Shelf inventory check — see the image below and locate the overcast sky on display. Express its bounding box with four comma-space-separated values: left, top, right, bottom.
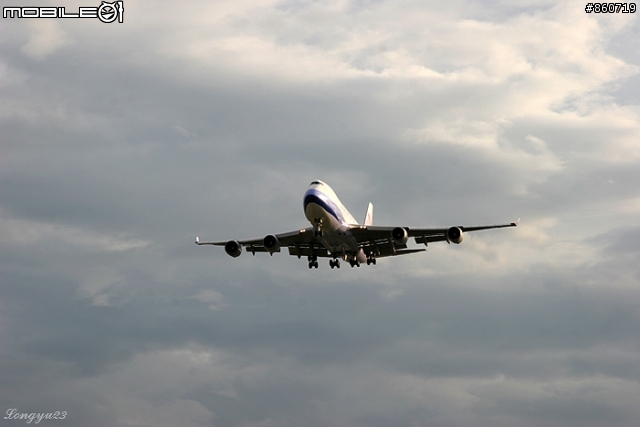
2, 1, 640, 426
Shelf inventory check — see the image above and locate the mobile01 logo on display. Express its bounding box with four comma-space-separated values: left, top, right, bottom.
3, 1, 124, 23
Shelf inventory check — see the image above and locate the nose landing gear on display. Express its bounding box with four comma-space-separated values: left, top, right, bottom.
313, 218, 323, 237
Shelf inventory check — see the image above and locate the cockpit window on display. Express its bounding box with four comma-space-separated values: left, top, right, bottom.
310, 181, 321, 185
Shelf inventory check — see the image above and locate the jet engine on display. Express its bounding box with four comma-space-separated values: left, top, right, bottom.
391, 227, 409, 245
224, 240, 242, 257
447, 227, 464, 244
263, 234, 281, 254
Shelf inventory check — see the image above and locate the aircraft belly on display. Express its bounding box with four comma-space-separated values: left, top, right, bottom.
323, 235, 351, 253
305, 202, 342, 233
322, 229, 360, 255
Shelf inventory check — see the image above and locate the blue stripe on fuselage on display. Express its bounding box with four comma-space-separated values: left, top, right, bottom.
303, 189, 345, 224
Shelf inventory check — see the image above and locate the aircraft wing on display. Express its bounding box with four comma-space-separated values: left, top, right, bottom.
347, 220, 518, 256
196, 227, 331, 257
196, 220, 518, 259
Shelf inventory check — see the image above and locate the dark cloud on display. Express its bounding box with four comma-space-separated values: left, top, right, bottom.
2, 1, 640, 426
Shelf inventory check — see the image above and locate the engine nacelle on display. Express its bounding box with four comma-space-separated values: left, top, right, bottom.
391, 227, 409, 246
263, 234, 281, 254
447, 227, 464, 244
224, 240, 242, 258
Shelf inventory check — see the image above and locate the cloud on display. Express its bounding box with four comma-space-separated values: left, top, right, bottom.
2, 0, 640, 426
20, 20, 72, 60
0, 210, 149, 251
174, 125, 198, 138
188, 289, 228, 310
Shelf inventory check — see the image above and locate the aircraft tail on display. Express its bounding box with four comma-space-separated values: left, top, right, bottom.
364, 202, 373, 226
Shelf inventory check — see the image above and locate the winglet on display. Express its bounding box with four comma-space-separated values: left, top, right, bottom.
195, 236, 200, 245
512, 218, 520, 227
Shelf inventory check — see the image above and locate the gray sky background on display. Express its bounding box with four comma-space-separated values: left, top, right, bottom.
2, 1, 640, 426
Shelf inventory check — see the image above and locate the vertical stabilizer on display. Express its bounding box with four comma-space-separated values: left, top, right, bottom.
364, 202, 373, 226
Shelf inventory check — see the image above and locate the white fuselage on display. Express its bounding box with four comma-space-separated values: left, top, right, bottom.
303, 180, 366, 262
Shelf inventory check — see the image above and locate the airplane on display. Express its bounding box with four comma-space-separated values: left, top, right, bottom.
196, 180, 518, 269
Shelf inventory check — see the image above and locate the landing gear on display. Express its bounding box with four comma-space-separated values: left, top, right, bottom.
365, 249, 377, 266
308, 255, 318, 269
329, 259, 341, 269
349, 259, 360, 268
313, 218, 323, 237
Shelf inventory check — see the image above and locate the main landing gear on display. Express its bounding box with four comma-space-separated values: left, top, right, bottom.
365, 250, 377, 266
308, 255, 319, 269
308, 253, 376, 269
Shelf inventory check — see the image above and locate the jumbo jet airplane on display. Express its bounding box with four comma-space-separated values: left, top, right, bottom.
196, 180, 518, 269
